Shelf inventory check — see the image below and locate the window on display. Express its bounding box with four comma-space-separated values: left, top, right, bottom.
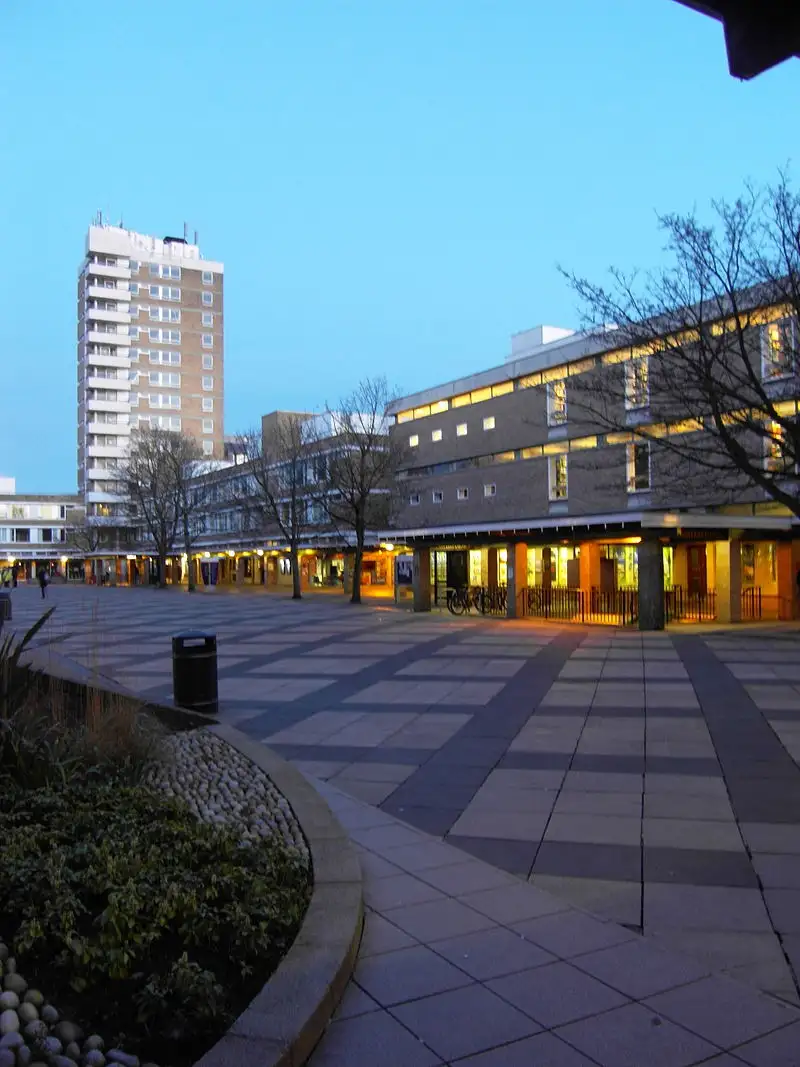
202, 354, 214, 370
432, 429, 443, 442
149, 349, 181, 365
129, 326, 140, 340
202, 440, 214, 456
456, 423, 468, 437
202, 376, 214, 391
149, 328, 181, 344
762, 318, 797, 379
764, 421, 793, 473
202, 270, 213, 285
152, 415, 182, 431
149, 371, 180, 388
409, 434, 419, 447
483, 416, 496, 431
484, 483, 496, 498
457, 487, 469, 500
201, 333, 213, 348
202, 292, 214, 306
130, 261, 139, 274
202, 418, 214, 433
202, 398, 214, 412
410, 493, 421, 506
149, 394, 181, 410
625, 356, 650, 409
626, 441, 651, 492
149, 307, 180, 322
130, 283, 139, 295
432, 490, 443, 504
202, 312, 214, 326
150, 264, 181, 280
547, 380, 568, 425
430, 399, 448, 414
548, 454, 568, 500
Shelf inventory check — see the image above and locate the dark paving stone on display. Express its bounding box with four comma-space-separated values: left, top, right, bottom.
426, 738, 510, 767
446, 835, 538, 877
380, 805, 462, 837
498, 751, 573, 771
407, 764, 493, 788
267, 742, 427, 764
532, 841, 642, 882
643, 846, 759, 888
645, 756, 722, 777
383, 782, 483, 811
675, 636, 800, 834
571, 754, 645, 774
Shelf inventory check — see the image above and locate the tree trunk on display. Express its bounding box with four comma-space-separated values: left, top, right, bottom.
158, 549, 168, 589
183, 523, 195, 593
290, 545, 302, 600
351, 533, 365, 605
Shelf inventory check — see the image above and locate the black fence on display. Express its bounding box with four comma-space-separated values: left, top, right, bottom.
518, 586, 639, 625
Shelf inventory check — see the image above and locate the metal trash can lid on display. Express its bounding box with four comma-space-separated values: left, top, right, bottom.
173, 631, 214, 639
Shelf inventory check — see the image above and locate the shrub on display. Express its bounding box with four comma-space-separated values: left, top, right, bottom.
0, 780, 311, 1065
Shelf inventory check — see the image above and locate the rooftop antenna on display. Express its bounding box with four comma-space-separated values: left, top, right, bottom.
183, 221, 188, 241
194, 229, 198, 244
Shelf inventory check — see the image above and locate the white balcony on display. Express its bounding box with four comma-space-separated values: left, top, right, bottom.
86, 444, 129, 460
87, 307, 131, 325
86, 468, 117, 481
86, 421, 131, 436
86, 261, 131, 281
86, 375, 128, 390
83, 352, 131, 370
86, 330, 131, 347
85, 492, 126, 506
88, 284, 131, 302
87, 399, 130, 415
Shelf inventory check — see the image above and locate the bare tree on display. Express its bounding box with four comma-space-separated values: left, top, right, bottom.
238, 413, 316, 599
66, 509, 104, 557
560, 176, 800, 517
114, 427, 182, 588
162, 435, 217, 593
314, 377, 405, 604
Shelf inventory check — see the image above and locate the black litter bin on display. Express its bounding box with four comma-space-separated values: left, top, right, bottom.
0, 592, 11, 622
172, 632, 218, 714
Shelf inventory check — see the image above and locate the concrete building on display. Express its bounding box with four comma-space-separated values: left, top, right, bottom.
387, 307, 800, 628
0, 477, 83, 582
77, 221, 225, 525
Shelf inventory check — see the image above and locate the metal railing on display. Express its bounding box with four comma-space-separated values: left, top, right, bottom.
520, 585, 586, 621
740, 586, 762, 621
664, 586, 717, 622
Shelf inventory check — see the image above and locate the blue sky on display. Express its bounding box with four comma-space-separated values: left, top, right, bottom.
1, 1, 798, 492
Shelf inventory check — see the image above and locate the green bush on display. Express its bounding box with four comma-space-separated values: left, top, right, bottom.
0, 780, 311, 1066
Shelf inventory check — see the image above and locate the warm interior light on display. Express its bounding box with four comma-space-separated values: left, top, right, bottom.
227, 550, 235, 557
60, 555, 68, 565
256, 549, 264, 556
203, 551, 211, 558
381, 542, 395, 551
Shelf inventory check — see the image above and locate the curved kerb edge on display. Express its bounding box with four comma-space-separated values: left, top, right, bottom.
194, 723, 364, 1067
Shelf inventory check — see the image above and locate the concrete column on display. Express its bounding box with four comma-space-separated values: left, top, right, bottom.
486, 548, 498, 589
236, 557, 246, 584
505, 542, 528, 618
412, 547, 431, 612
716, 539, 742, 624
579, 542, 601, 594
637, 538, 665, 631
776, 541, 800, 619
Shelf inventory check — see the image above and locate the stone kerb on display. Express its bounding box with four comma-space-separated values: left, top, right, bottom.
196, 724, 364, 1067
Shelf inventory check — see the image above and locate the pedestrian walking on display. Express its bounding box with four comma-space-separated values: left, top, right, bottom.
37, 568, 49, 599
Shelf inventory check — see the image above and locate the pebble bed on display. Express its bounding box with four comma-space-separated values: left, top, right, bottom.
0, 731, 310, 1067
144, 729, 310, 865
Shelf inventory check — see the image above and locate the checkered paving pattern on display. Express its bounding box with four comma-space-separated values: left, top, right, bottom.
10, 584, 800, 1007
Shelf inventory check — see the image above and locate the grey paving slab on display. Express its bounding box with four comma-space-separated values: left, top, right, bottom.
645, 975, 800, 1047
511, 908, 636, 958
555, 1002, 720, 1067
734, 1021, 800, 1066
644, 884, 774, 933
488, 961, 629, 1027
389, 984, 541, 1062
451, 1031, 601, 1066
529, 874, 642, 927
431, 925, 556, 981
354, 944, 473, 1006
308, 1008, 444, 1066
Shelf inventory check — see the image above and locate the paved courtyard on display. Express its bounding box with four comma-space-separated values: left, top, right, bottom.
10, 584, 800, 1013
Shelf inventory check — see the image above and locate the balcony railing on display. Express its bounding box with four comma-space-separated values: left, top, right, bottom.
445, 585, 508, 616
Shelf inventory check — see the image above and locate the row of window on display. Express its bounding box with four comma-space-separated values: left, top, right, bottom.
0, 527, 67, 544
127, 394, 216, 411
128, 284, 216, 310
128, 327, 215, 347
0, 504, 66, 520
396, 318, 798, 426
409, 443, 653, 506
